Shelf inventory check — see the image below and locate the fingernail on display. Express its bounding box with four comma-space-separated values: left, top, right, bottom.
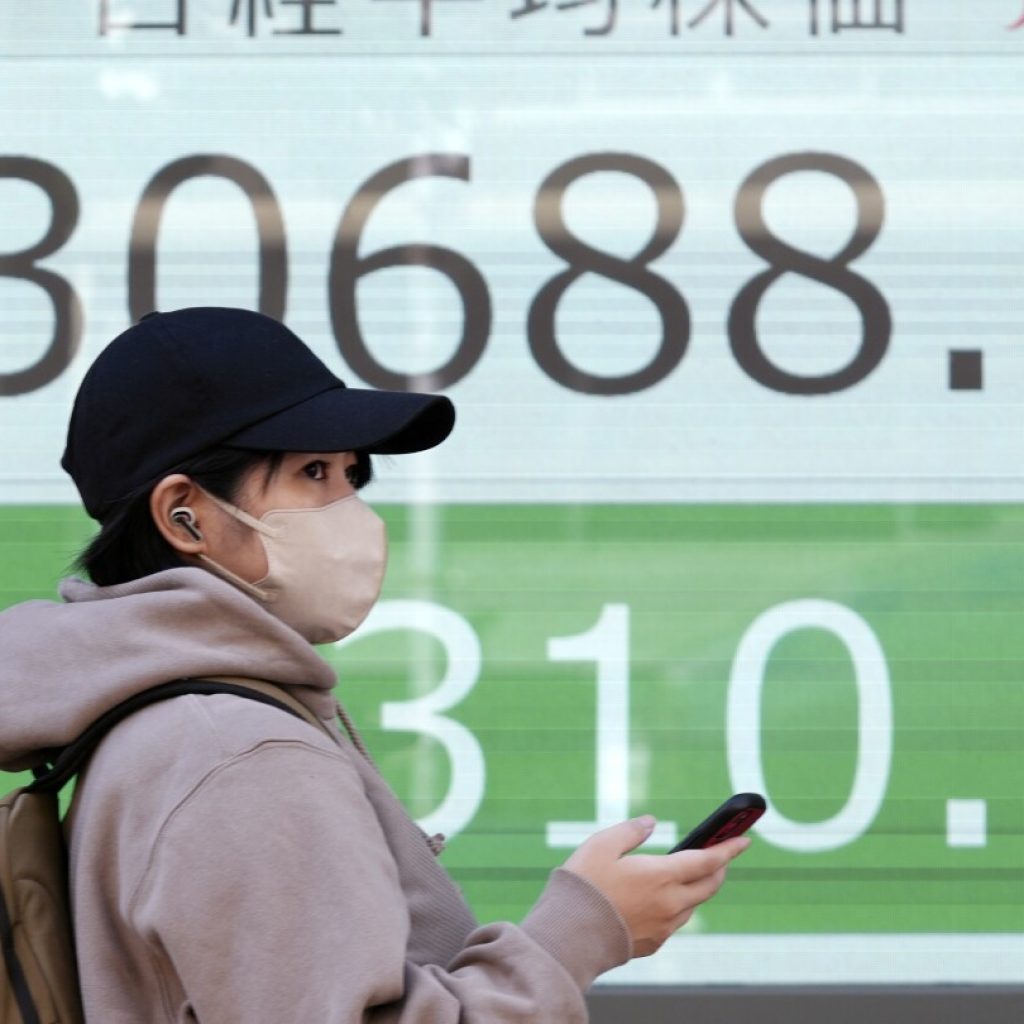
635, 815, 657, 834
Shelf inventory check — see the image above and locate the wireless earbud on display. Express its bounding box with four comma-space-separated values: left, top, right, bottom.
170, 507, 203, 543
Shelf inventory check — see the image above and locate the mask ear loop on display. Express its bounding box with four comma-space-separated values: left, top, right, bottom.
196, 553, 271, 603
202, 490, 281, 538
192, 489, 273, 602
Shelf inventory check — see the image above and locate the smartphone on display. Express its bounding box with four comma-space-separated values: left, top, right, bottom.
668, 793, 766, 853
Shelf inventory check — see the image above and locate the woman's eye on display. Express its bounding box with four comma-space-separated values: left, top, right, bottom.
303, 461, 327, 481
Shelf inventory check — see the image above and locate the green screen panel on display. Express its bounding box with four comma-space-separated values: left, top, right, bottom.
3, 502, 1021, 982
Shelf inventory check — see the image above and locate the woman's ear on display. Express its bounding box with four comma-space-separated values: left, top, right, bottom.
151, 475, 208, 555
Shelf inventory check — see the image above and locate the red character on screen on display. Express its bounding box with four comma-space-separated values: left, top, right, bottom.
1009, 4, 1024, 30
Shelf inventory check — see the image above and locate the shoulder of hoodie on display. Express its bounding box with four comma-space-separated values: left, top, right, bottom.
73, 691, 360, 840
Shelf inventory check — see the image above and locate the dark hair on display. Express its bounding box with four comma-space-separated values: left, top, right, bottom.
75, 448, 373, 587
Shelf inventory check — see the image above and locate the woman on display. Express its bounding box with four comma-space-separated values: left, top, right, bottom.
0, 307, 748, 1023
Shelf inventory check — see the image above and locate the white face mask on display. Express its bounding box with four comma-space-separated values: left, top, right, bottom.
199, 492, 387, 645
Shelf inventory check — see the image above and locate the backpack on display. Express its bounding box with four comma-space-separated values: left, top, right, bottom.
0, 678, 321, 1024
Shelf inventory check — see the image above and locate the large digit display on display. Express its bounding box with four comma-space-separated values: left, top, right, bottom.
1, 0, 1022, 987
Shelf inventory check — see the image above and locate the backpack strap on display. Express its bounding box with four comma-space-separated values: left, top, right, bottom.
199, 677, 332, 737
27, 679, 321, 795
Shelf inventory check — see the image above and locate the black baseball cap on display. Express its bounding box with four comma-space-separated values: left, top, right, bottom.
62, 307, 456, 520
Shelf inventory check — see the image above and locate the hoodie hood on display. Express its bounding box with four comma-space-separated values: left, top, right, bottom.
0, 567, 338, 770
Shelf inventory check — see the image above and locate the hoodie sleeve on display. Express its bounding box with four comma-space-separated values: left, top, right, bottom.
131, 740, 631, 1024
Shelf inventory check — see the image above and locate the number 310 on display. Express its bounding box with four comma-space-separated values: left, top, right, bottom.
338, 598, 892, 853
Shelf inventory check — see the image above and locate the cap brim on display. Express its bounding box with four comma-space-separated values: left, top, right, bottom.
222, 386, 455, 455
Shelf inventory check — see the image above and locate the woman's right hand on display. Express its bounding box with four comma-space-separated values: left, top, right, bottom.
563, 816, 750, 958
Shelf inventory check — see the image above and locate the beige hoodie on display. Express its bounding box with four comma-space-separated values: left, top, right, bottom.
0, 569, 630, 1023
